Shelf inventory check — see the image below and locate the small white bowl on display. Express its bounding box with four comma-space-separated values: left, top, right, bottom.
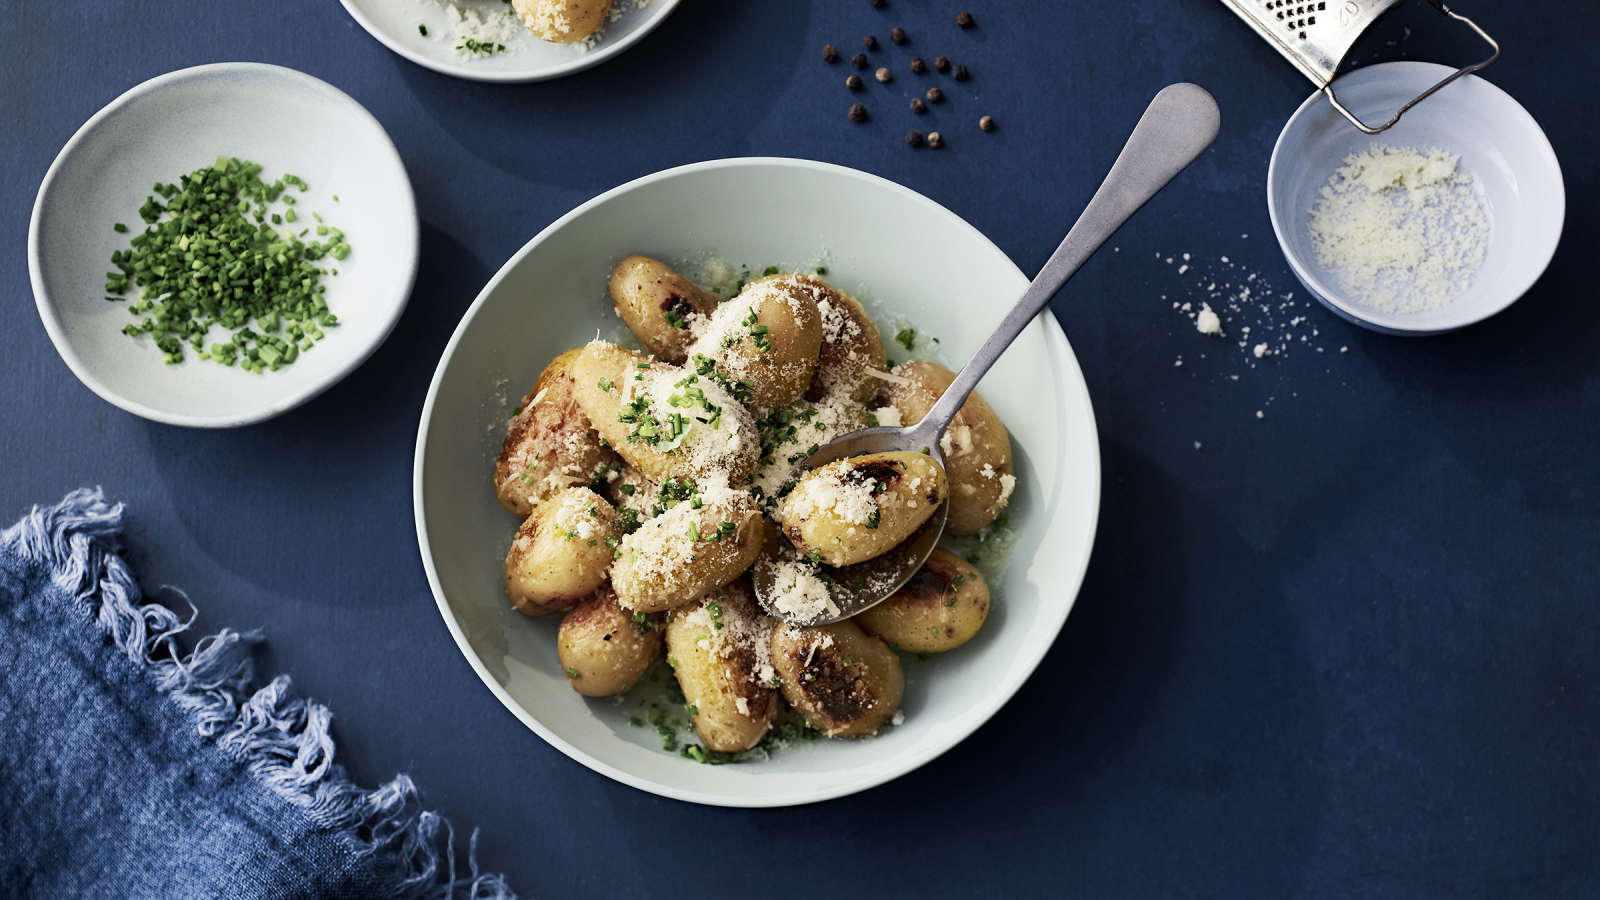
413, 158, 1102, 806
339, 0, 683, 83
1268, 61, 1564, 335
29, 63, 418, 428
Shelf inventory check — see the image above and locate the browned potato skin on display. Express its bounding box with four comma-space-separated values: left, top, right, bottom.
504, 487, 622, 617
770, 620, 904, 738
689, 278, 823, 412
569, 342, 759, 486
608, 255, 718, 363
493, 348, 619, 518
665, 582, 779, 752
752, 274, 886, 405
883, 361, 1015, 535
778, 451, 947, 567
558, 587, 662, 697
856, 549, 989, 653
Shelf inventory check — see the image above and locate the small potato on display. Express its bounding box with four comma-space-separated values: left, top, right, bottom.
607, 255, 719, 363
883, 361, 1016, 536
613, 484, 765, 612
504, 487, 622, 616
752, 274, 886, 405
558, 587, 662, 697
778, 451, 947, 567
770, 619, 904, 738
856, 549, 989, 653
493, 348, 620, 518
569, 341, 759, 486
685, 277, 822, 412
665, 581, 779, 752
513, 0, 610, 44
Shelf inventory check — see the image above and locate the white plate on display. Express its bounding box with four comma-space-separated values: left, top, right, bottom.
29, 63, 418, 428
340, 0, 682, 83
1268, 62, 1564, 335
413, 158, 1101, 807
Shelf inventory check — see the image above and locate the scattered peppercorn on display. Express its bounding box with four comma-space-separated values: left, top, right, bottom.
870, 0, 886, 7
846, 74, 864, 91
890, 26, 907, 44
906, 130, 925, 148
851, 52, 868, 69
849, 103, 868, 122
909, 56, 926, 74
979, 114, 996, 132
956, 11, 975, 28
875, 66, 892, 83
822, 44, 839, 63
928, 131, 945, 148
933, 55, 951, 73
910, 97, 927, 113
863, 34, 878, 50
953, 64, 971, 81
925, 86, 944, 103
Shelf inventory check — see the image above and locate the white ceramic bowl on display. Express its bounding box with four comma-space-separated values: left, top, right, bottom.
413, 159, 1101, 806
340, 0, 682, 83
29, 63, 418, 427
1268, 62, 1564, 334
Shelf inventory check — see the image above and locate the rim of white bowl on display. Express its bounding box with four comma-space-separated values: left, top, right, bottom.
413, 157, 1102, 807
1267, 61, 1565, 335
338, 0, 684, 84
27, 62, 419, 428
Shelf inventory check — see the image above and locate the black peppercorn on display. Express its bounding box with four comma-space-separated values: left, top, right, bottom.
906, 130, 925, 148
849, 104, 868, 122
891, 27, 907, 45
909, 56, 926, 74
863, 34, 878, 50
979, 115, 995, 132
928, 131, 944, 148
851, 52, 868, 69
822, 44, 839, 63
869, 0, 886, 7
846, 74, 864, 91
910, 97, 927, 113
956, 11, 975, 28
933, 55, 951, 73
953, 64, 970, 82
925, 86, 944, 103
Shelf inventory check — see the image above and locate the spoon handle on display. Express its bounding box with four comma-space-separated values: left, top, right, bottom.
919, 82, 1221, 437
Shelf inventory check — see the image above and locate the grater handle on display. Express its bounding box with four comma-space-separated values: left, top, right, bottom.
1324, 1, 1500, 135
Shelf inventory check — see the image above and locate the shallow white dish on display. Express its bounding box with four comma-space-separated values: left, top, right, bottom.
413, 158, 1101, 807
29, 63, 418, 428
341, 0, 681, 83
1268, 61, 1564, 335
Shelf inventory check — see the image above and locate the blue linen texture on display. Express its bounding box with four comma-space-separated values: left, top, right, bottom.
0, 489, 517, 899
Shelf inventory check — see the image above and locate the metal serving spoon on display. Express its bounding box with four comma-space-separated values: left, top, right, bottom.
754, 82, 1221, 625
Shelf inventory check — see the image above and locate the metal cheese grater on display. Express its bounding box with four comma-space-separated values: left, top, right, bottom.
1219, 0, 1500, 133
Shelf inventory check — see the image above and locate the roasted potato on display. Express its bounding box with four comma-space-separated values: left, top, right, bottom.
608, 255, 719, 363
882, 361, 1015, 535
557, 587, 662, 697
749, 274, 886, 405
569, 341, 759, 485
504, 486, 622, 616
777, 451, 947, 567
493, 348, 620, 518
665, 581, 779, 752
770, 620, 904, 738
612, 484, 765, 612
512, 0, 610, 44
685, 277, 822, 412
856, 549, 989, 653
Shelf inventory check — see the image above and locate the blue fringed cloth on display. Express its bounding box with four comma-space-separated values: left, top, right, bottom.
0, 490, 516, 899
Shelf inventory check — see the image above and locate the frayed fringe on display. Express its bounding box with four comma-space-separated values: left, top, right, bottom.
2, 488, 516, 900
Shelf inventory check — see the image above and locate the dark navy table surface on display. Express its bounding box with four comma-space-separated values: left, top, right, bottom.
5, 3, 1596, 896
